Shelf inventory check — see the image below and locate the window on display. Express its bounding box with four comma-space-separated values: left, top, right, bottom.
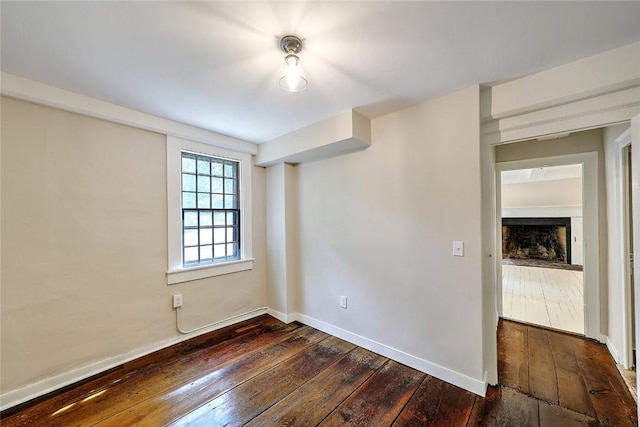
167, 136, 253, 285
181, 152, 240, 265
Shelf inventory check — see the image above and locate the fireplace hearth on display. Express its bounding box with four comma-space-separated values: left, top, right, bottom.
502, 217, 571, 264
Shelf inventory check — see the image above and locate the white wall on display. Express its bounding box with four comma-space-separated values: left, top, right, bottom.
266, 163, 299, 320
0, 97, 267, 399
266, 164, 287, 314
501, 178, 582, 208
294, 86, 485, 393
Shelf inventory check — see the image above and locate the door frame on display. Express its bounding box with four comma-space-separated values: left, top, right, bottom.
630, 117, 640, 408
495, 154, 598, 338
615, 128, 634, 368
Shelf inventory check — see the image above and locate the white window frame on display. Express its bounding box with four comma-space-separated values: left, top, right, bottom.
167, 135, 253, 285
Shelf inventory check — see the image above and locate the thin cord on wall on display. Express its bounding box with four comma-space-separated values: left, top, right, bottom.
175, 305, 268, 335
175, 306, 219, 335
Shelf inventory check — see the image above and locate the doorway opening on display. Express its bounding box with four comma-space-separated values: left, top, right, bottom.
500, 164, 584, 335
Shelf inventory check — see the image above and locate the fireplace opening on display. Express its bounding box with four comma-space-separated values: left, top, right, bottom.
502, 217, 572, 265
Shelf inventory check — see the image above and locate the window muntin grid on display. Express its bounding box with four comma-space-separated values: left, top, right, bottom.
181, 152, 240, 266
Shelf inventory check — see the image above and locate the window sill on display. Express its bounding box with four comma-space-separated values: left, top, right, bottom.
167, 259, 254, 285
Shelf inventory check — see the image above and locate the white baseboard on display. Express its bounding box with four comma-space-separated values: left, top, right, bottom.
606, 336, 620, 364
0, 307, 268, 412
289, 312, 487, 397
266, 308, 296, 324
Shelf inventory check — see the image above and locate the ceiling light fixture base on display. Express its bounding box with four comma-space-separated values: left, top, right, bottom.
280, 35, 303, 54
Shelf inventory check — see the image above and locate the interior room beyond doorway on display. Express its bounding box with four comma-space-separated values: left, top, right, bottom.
501, 164, 584, 335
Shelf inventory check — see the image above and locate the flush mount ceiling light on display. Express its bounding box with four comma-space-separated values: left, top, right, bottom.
279, 35, 307, 93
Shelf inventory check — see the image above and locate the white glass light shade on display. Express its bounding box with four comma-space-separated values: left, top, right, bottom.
279, 53, 308, 92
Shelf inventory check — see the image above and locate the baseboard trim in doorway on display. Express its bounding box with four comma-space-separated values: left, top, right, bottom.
616, 364, 638, 404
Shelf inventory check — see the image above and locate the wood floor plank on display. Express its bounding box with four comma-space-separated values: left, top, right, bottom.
391, 375, 443, 426
427, 382, 476, 426
527, 327, 559, 404
392, 376, 475, 426
467, 386, 539, 427
571, 337, 638, 426
497, 320, 529, 394
60, 321, 306, 427
319, 360, 425, 427
93, 327, 328, 427
168, 336, 356, 426
547, 331, 596, 418
538, 401, 599, 427
245, 347, 386, 427
586, 341, 638, 408
1, 316, 295, 427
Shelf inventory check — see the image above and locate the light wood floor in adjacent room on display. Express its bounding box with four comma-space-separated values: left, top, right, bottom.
2, 315, 636, 426
502, 264, 584, 334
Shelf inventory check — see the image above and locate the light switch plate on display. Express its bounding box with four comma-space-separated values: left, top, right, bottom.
453, 241, 464, 257
340, 295, 347, 309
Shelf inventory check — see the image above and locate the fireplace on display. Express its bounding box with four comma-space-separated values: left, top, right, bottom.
502, 217, 571, 264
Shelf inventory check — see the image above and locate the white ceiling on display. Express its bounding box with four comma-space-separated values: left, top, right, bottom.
2, 1, 640, 143
502, 164, 583, 185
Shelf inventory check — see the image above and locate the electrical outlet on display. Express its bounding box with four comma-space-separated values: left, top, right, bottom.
340, 295, 347, 309
172, 294, 183, 308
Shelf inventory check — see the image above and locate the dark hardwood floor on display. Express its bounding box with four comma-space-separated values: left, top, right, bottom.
1, 316, 636, 426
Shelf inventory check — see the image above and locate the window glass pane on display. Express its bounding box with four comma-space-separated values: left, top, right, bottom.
212, 194, 224, 209
182, 156, 196, 173
184, 247, 199, 263
197, 193, 210, 209
200, 211, 212, 226
211, 162, 223, 177
213, 228, 226, 244
211, 177, 223, 193
197, 175, 210, 192
180, 153, 241, 267
227, 243, 238, 257
197, 159, 210, 175
182, 174, 196, 192
200, 228, 213, 245
213, 212, 226, 226
182, 192, 196, 209
184, 211, 198, 227
227, 211, 237, 225
214, 244, 226, 258
200, 245, 213, 260
224, 178, 236, 194
224, 163, 236, 178
184, 229, 198, 246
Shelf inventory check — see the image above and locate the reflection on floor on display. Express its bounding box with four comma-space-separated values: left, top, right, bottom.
502, 264, 584, 335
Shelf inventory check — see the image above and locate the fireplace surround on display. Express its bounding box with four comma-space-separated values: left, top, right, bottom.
502, 217, 572, 264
